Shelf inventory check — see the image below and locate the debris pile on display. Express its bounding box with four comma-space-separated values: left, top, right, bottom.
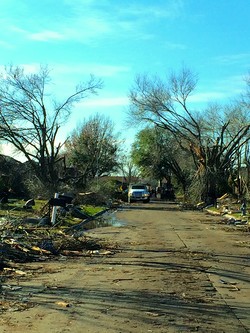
0, 215, 111, 270
216, 193, 241, 215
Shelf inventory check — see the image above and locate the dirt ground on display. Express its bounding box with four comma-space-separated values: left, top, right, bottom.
0, 200, 250, 333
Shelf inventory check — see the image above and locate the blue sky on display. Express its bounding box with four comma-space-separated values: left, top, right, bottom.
0, 0, 250, 154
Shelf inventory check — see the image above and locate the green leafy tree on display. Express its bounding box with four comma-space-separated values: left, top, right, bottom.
65, 114, 120, 190
131, 126, 193, 195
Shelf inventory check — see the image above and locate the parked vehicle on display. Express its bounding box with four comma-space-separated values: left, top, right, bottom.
128, 184, 150, 203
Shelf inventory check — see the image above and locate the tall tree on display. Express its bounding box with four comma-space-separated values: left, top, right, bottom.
131, 126, 193, 194
0, 65, 103, 193
65, 114, 120, 189
128, 68, 250, 203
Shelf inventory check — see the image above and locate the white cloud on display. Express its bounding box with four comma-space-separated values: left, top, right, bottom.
0, 40, 13, 49
9, 25, 27, 34
0, 62, 130, 80
79, 96, 129, 107
189, 74, 246, 105
29, 30, 65, 42
214, 75, 246, 92
52, 63, 131, 78
82, 64, 130, 77
5, 0, 184, 44
22, 17, 112, 44
164, 41, 187, 50
213, 53, 250, 66
22, 63, 44, 73
110, 0, 184, 20
0, 63, 41, 76
189, 92, 227, 103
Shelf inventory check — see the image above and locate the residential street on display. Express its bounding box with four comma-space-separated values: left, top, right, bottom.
1, 201, 250, 332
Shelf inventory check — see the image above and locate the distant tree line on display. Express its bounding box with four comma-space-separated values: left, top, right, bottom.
0, 65, 249, 204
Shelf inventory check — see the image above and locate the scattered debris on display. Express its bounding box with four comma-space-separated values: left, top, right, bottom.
219, 279, 240, 291
0, 211, 114, 269
145, 311, 163, 317
56, 301, 71, 308
23, 199, 35, 209
227, 218, 248, 226
3, 267, 27, 275
219, 279, 237, 285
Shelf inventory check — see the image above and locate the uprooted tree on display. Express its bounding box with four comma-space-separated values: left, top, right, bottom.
128, 68, 250, 203
0, 65, 103, 194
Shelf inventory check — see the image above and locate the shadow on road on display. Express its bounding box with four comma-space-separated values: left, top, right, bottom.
4, 280, 247, 333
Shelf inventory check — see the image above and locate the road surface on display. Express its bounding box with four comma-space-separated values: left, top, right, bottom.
0, 201, 250, 332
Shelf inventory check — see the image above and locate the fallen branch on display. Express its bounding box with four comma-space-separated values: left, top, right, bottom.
65, 209, 109, 233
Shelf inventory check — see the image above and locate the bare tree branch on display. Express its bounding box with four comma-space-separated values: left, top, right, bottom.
0, 65, 103, 192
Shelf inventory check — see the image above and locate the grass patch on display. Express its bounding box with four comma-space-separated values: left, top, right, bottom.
82, 205, 105, 216
0, 199, 105, 227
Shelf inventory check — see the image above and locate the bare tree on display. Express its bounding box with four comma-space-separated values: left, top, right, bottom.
128, 68, 250, 203
118, 152, 140, 185
0, 65, 103, 193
